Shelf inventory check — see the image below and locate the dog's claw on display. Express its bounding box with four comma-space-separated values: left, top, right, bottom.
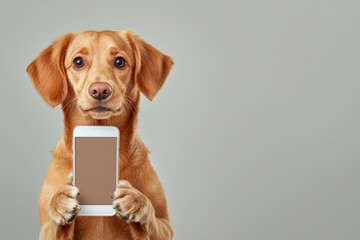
120, 214, 129, 221
67, 214, 76, 223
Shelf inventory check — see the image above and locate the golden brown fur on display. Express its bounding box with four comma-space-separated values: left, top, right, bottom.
27, 30, 174, 240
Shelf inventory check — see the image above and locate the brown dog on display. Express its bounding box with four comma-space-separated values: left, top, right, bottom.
27, 30, 174, 240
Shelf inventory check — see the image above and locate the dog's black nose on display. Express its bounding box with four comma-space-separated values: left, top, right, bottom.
88, 83, 112, 100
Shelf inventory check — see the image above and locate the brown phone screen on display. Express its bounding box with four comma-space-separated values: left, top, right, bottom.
74, 137, 117, 205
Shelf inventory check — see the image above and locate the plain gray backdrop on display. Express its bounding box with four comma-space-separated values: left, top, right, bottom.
1, 0, 359, 239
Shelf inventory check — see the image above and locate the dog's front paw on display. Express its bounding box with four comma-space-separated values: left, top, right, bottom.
112, 180, 155, 225
49, 185, 80, 225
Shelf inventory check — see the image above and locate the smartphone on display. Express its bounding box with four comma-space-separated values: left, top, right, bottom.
73, 126, 119, 216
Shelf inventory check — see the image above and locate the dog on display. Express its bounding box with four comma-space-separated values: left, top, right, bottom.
27, 30, 174, 240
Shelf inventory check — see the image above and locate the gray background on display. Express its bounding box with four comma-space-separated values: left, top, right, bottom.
0, 0, 359, 239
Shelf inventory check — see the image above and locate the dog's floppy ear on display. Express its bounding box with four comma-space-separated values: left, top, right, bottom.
126, 32, 174, 101
26, 33, 73, 107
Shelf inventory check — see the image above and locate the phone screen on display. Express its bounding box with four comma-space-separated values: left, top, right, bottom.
74, 137, 117, 205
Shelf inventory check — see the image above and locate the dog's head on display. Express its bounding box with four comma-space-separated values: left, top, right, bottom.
27, 30, 173, 119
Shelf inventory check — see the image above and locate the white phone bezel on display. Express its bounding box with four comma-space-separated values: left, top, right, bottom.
73, 126, 119, 216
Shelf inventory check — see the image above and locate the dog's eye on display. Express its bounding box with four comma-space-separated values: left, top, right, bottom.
114, 57, 126, 69
73, 57, 84, 69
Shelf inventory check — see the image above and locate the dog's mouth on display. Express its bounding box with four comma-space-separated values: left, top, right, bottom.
81, 105, 121, 119
84, 106, 114, 113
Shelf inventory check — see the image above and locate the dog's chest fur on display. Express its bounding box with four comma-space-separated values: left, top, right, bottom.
74, 216, 132, 239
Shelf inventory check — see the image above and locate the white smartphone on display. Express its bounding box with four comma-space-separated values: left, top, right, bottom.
73, 126, 119, 216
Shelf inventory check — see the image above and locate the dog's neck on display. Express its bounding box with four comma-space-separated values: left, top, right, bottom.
61, 94, 140, 156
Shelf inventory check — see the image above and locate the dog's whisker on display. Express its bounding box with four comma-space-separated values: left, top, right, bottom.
124, 95, 137, 102
62, 99, 73, 111
122, 97, 136, 116
63, 98, 78, 115
123, 96, 137, 115
126, 96, 137, 109
67, 99, 78, 113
